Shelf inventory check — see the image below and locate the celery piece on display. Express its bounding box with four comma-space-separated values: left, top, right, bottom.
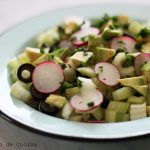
130, 102, 146, 120
105, 110, 117, 123
65, 87, 80, 98
116, 113, 129, 122
127, 96, 146, 104
107, 101, 129, 113
112, 87, 135, 101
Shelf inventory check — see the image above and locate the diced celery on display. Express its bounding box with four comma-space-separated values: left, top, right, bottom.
107, 101, 129, 113
105, 110, 117, 123
92, 107, 105, 121
130, 102, 147, 120
112, 87, 135, 101
11, 81, 32, 103
116, 113, 129, 122
62, 102, 73, 119
65, 87, 80, 98
127, 96, 146, 104
69, 115, 82, 122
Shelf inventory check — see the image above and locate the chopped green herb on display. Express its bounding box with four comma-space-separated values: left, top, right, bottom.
99, 66, 103, 72
135, 42, 144, 51
123, 55, 134, 67
116, 48, 128, 54
91, 14, 111, 28
117, 40, 125, 44
60, 82, 74, 93
74, 78, 83, 87
87, 101, 94, 107
60, 63, 67, 69
138, 28, 150, 38
123, 24, 129, 30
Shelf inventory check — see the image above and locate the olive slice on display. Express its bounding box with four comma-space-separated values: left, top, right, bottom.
17, 63, 35, 83
30, 84, 48, 101
38, 101, 60, 116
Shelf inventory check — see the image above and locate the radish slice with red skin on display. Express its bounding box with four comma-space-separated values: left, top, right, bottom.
134, 53, 150, 75
70, 89, 103, 112
111, 36, 136, 53
32, 61, 64, 94
70, 77, 103, 112
72, 27, 99, 40
94, 62, 120, 86
72, 40, 88, 47
71, 27, 99, 47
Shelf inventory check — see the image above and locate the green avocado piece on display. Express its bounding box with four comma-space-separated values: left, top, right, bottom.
33, 48, 68, 65
101, 27, 123, 40
93, 47, 116, 62
88, 35, 105, 51
131, 85, 149, 96
118, 76, 147, 86
70, 51, 93, 65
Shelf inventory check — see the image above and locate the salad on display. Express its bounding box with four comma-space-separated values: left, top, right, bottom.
8, 14, 150, 123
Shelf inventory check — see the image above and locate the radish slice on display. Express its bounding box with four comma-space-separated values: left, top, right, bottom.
32, 61, 64, 94
72, 40, 88, 47
134, 53, 150, 75
72, 27, 99, 47
70, 77, 103, 112
64, 16, 91, 29
111, 36, 136, 53
94, 62, 120, 86
72, 27, 99, 40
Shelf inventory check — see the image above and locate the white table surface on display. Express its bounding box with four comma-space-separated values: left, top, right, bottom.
1, 0, 150, 150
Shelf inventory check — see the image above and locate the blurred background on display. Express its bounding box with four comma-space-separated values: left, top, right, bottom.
1, 0, 150, 34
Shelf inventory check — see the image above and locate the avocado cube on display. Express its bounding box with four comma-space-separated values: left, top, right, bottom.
70, 51, 93, 65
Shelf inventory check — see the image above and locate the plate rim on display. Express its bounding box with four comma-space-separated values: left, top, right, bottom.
0, 3, 150, 140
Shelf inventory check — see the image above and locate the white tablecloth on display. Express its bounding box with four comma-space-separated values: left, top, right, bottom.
1, 0, 150, 150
